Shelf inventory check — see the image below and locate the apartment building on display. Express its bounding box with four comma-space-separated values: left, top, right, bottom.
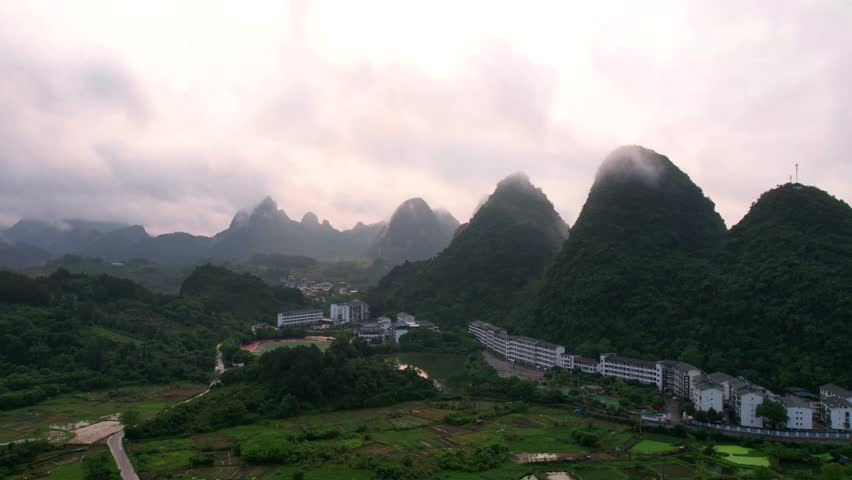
734, 384, 769, 428
690, 375, 724, 412
468, 321, 564, 369
780, 395, 814, 430
330, 300, 370, 325
820, 384, 852, 431
659, 361, 702, 399
573, 357, 600, 374
276, 309, 324, 328
599, 354, 663, 390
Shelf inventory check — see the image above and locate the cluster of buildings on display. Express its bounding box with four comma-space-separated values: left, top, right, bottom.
282, 276, 356, 300
354, 312, 439, 344
468, 321, 852, 432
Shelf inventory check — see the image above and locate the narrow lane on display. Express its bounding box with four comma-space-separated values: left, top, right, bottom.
107, 431, 139, 480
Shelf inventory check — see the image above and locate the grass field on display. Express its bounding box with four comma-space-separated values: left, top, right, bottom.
715, 445, 771, 467
252, 339, 333, 354
631, 440, 680, 454
716, 444, 753, 455
38, 462, 84, 480
0, 383, 206, 443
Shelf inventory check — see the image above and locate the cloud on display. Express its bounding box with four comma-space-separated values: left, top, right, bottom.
0, 0, 850, 236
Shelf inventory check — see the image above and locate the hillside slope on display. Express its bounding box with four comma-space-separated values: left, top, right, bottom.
367, 173, 567, 327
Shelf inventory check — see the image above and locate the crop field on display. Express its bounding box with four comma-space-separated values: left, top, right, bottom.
0, 383, 206, 443
630, 440, 680, 454
716, 445, 771, 467
123, 401, 745, 480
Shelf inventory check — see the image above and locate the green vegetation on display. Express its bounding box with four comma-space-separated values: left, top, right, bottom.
126, 339, 437, 438
0, 384, 205, 443
631, 440, 679, 454
518, 147, 852, 389
0, 264, 306, 410
367, 173, 567, 328
83, 450, 119, 479
757, 399, 789, 429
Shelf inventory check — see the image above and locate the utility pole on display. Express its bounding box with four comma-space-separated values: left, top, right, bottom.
795, 163, 799, 184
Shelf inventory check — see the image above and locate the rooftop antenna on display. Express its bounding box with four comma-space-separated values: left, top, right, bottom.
795, 163, 799, 184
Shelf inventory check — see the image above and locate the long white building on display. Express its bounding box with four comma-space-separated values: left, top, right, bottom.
468, 321, 564, 369
277, 309, 323, 328
599, 354, 663, 390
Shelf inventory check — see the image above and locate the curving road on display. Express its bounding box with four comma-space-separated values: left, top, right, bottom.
107, 431, 139, 480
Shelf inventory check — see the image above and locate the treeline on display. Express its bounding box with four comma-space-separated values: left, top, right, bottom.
0, 265, 307, 409
126, 339, 436, 438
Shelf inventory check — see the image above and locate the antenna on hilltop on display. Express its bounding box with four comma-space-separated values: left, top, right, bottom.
795, 163, 799, 184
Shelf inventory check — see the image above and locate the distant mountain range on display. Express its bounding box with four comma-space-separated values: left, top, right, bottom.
0, 197, 458, 268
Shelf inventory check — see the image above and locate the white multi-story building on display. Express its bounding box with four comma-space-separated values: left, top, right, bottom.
599, 354, 663, 390
467, 321, 564, 369
780, 395, 814, 430
277, 309, 323, 328
707, 372, 747, 409
330, 300, 370, 325
660, 361, 702, 399
820, 384, 852, 403
390, 320, 438, 343
353, 322, 387, 342
820, 384, 852, 431
690, 375, 724, 413
573, 356, 600, 374
823, 398, 852, 431
734, 385, 769, 427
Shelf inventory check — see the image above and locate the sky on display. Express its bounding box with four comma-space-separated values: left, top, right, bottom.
1, 0, 850, 235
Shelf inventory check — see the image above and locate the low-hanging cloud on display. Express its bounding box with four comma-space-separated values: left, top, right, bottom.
0, 0, 850, 236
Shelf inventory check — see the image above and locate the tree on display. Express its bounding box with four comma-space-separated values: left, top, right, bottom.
121, 410, 141, 428
756, 400, 788, 429
83, 452, 119, 480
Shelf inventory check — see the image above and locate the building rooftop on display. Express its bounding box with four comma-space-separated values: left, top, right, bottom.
692, 375, 722, 391
780, 395, 811, 409
279, 309, 323, 316
823, 397, 852, 408
707, 372, 736, 384
821, 384, 852, 399
574, 357, 599, 366
660, 360, 699, 372
603, 355, 659, 369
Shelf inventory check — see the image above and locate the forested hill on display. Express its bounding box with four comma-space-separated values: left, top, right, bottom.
710, 184, 852, 387
0, 265, 306, 410
518, 146, 852, 389
366, 173, 568, 327
520, 146, 726, 354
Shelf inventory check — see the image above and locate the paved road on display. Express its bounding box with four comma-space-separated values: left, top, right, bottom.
107, 431, 139, 480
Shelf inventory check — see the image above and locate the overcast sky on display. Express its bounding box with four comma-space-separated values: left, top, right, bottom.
1, 1, 850, 235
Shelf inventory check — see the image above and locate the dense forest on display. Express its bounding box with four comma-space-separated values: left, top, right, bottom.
370, 146, 852, 390
523, 148, 852, 389
0, 265, 306, 409
367, 173, 568, 328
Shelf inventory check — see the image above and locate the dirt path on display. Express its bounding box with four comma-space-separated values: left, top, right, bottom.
182, 343, 223, 404
107, 431, 139, 480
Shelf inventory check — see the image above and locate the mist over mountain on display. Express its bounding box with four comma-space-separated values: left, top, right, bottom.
367, 198, 459, 265
367, 173, 567, 326
520, 146, 725, 351
0, 196, 453, 268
